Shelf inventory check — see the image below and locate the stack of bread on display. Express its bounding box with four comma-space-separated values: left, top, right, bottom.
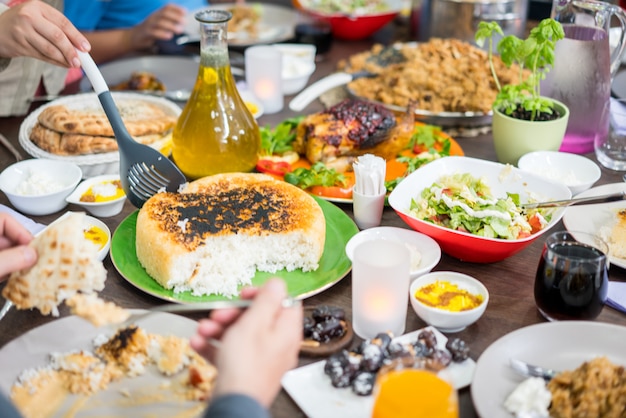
28, 98, 177, 156
135, 173, 326, 297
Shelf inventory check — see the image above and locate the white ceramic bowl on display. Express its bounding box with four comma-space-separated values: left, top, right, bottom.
83, 215, 111, 261
345, 226, 441, 281
275, 43, 317, 64
517, 151, 601, 196
65, 174, 126, 218
388, 156, 572, 263
282, 60, 316, 95
409, 271, 489, 333
0, 159, 82, 216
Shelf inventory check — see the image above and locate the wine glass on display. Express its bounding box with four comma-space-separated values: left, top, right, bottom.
534, 230, 609, 321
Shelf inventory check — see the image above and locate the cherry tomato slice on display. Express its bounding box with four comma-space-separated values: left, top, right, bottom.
256, 159, 292, 176
308, 185, 353, 199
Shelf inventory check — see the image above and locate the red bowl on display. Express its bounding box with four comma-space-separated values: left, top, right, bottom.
293, 0, 401, 40
306, 10, 399, 40
388, 156, 572, 263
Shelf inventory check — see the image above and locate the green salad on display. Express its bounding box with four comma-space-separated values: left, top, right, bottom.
409, 173, 550, 240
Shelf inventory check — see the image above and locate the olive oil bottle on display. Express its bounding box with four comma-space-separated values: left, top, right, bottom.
172, 10, 260, 179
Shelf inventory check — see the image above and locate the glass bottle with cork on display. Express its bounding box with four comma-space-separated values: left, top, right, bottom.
172, 10, 260, 179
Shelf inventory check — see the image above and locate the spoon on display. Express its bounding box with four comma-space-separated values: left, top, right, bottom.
509, 358, 559, 381
520, 190, 626, 209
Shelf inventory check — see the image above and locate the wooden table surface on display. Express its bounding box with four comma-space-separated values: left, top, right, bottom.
1, 23, 625, 418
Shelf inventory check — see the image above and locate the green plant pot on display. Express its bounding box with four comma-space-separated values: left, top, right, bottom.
492, 98, 570, 165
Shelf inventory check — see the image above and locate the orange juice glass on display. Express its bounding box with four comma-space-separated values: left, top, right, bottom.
371, 358, 458, 418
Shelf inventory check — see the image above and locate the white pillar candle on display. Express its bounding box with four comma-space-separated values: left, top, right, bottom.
245, 45, 283, 114
352, 239, 410, 339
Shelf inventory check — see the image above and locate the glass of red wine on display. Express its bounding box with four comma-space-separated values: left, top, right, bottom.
534, 231, 609, 321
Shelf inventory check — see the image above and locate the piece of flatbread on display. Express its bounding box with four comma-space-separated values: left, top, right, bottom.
2, 212, 107, 316
37, 100, 177, 137
29, 123, 168, 155
65, 293, 130, 327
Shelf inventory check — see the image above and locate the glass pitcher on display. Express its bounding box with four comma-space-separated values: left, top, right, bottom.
541, 0, 626, 154
172, 10, 260, 179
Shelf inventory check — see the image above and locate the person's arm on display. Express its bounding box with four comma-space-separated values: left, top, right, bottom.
190, 278, 303, 415
0, 0, 89, 68
84, 4, 186, 63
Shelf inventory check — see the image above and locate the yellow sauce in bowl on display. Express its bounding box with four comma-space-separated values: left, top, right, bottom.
84, 225, 108, 250
414, 281, 483, 312
80, 180, 124, 203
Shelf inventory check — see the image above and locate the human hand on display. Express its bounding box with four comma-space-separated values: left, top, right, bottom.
0, 213, 36, 281
190, 278, 302, 408
128, 4, 187, 51
0, 0, 90, 67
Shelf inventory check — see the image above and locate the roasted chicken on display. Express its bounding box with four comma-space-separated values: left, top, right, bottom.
294, 99, 416, 172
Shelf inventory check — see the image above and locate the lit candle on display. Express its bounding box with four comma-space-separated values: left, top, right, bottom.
245, 45, 283, 114
352, 240, 410, 339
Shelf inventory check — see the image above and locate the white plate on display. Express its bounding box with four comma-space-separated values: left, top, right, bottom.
18, 92, 181, 178
79, 55, 200, 94
184, 3, 298, 47
0, 311, 205, 416
281, 326, 476, 418
562, 182, 626, 269
471, 321, 626, 418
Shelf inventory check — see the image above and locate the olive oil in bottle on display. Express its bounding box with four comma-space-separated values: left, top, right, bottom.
172, 10, 260, 179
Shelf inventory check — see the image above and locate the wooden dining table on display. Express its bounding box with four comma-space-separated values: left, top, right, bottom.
0, 18, 625, 418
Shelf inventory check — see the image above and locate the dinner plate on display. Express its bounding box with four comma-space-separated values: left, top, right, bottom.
183, 3, 298, 47
79, 55, 201, 94
562, 182, 626, 269
471, 321, 626, 418
0, 311, 206, 416
342, 42, 492, 127
282, 326, 476, 418
110, 197, 358, 303
274, 129, 464, 205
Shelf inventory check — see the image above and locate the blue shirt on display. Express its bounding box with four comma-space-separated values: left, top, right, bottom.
65, 0, 208, 31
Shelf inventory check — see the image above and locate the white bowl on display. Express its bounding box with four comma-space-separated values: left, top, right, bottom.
282, 60, 316, 95
0, 159, 82, 216
83, 215, 111, 261
345, 226, 441, 281
517, 151, 601, 196
409, 271, 489, 333
65, 174, 126, 218
275, 43, 317, 64
239, 90, 265, 119
388, 156, 572, 263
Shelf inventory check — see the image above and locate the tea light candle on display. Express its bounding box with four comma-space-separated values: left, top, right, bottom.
352, 239, 411, 339
245, 45, 283, 114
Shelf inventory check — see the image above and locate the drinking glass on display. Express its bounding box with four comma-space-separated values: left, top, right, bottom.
595, 98, 626, 170
371, 357, 459, 418
534, 231, 609, 321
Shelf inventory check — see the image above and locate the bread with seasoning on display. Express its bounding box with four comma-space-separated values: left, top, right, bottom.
135, 173, 326, 297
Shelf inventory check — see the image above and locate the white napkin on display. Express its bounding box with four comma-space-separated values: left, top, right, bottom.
352, 154, 386, 196
0, 204, 46, 235
607, 281, 626, 314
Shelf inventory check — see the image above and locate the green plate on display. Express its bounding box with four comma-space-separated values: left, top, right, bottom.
110, 197, 358, 302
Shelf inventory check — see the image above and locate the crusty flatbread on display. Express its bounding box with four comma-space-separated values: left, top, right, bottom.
2, 212, 107, 316
30, 123, 168, 155
37, 100, 176, 137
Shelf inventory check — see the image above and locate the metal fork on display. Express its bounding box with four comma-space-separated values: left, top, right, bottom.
116, 297, 299, 329
77, 51, 187, 208
520, 190, 626, 209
